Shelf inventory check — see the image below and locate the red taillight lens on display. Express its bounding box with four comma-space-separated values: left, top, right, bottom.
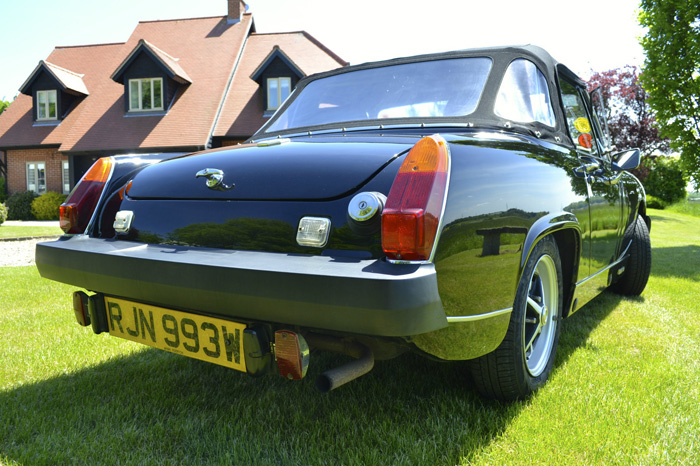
60, 157, 113, 234
382, 135, 449, 261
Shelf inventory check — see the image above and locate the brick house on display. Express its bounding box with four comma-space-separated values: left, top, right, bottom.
0, 0, 346, 197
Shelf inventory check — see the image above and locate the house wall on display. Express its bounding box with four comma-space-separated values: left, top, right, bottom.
6, 148, 67, 195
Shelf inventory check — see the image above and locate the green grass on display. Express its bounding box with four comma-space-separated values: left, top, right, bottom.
1, 208, 699, 465
666, 197, 700, 217
0, 225, 63, 239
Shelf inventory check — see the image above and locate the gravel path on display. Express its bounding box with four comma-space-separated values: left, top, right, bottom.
0, 238, 56, 267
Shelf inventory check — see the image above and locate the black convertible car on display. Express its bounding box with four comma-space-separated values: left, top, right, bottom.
36, 45, 651, 400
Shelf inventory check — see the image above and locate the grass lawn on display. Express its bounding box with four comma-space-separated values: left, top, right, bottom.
1, 208, 698, 465
0, 224, 63, 239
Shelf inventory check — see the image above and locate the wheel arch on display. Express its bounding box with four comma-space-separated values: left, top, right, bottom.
519, 213, 582, 319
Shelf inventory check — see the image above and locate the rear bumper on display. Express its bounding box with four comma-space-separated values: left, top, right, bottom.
36, 237, 447, 337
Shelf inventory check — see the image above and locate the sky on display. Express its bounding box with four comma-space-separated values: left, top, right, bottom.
0, 0, 646, 102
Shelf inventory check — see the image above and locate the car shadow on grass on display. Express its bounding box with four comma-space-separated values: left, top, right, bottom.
0, 341, 517, 465
1, 289, 626, 466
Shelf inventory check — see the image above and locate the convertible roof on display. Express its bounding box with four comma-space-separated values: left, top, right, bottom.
257, 45, 589, 147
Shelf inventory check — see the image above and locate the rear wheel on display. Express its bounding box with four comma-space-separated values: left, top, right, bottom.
469, 235, 563, 401
611, 215, 651, 296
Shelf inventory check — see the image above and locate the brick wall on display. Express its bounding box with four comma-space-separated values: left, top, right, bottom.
6, 148, 68, 195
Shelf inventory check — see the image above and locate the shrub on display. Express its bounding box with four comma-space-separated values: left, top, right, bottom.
31, 191, 67, 220
646, 195, 667, 209
6, 191, 38, 220
0, 202, 7, 225
643, 156, 688, 204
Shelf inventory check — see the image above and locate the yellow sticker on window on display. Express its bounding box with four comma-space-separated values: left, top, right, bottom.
574, 117, 591, 134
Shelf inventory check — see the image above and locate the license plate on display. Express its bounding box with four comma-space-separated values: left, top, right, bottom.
104, 297, 247, 372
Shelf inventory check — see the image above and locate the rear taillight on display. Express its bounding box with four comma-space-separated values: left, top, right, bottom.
60, 157, 113, 234
381, 135, 450, 262
275, 330, 310, 380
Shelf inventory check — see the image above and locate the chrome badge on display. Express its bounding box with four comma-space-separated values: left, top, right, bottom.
195, 168, 235, 191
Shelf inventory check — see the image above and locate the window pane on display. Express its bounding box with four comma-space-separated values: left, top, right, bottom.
37, 91, 47, 119
153, 79, 162, 109
27, 163, 36, 192
63, 161, 71, 194
267, 79, 279, 110
266, 57, 493, 133
494, 59, 556, 127
37, 163, 46, 194
48, 91, 57, 118
280, 78, 291, 103
141, 79, 152, 110
130, 81, 140, 110
560, 80, 598, 154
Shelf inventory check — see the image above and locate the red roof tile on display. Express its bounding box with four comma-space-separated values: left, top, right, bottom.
0, 43, 124, 149
213, 31, 347, 139
0, 11, 344, 153
60, 14, 252, 153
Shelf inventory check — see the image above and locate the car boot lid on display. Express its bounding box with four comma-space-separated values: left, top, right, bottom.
126, 139, 409, 201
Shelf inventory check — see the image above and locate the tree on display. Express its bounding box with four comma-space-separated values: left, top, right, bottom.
639, 0, 700, 189
0, 100, 9, 116
587, 66, 669, 158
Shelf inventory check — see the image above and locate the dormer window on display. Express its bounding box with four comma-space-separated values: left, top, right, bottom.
112, 40, 191, 116
266, 77, 291, 111
37, 90, 58, 120
129, 78, 164, 112
251, 47, 305, 116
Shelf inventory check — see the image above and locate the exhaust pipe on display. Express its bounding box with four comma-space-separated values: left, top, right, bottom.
305, 334, 375, 393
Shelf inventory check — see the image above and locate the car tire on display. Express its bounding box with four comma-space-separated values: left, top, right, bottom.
468, 235, 563, 401
610, 215, 651, 296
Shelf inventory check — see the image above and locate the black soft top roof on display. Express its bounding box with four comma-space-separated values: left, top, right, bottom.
256, 45, 588, 147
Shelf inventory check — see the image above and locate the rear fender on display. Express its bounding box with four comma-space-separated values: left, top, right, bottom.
520, 212, 582, 318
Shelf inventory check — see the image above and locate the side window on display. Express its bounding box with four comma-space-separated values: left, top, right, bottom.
494, 59, 556, 127
559, 80, 598, 155
590, 88, 611, 152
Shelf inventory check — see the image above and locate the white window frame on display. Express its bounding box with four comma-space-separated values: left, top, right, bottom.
26, 161, 47, 194
266, 77, 292, 111
62, 160, 71, 194
128, 77, 164, 112
37, 90, 58, 121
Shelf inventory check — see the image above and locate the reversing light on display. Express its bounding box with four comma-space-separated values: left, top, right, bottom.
60, 157, 113, 234
275, 330, 310, 380
296, 217, 331, 247
381, 135, 450, 262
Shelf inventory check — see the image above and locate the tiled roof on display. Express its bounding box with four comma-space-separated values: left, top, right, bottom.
0, 11, 344, 153
213, 31, 347, 139
0, 43, 124, 148
60, 14, 252, 153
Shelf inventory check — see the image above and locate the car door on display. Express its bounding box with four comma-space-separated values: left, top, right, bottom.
559, 78, 624, 283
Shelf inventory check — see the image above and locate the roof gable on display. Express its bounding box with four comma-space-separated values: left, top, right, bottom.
19, 60, 89, 96
111, 39, 192, 85
250, 46, 304, 82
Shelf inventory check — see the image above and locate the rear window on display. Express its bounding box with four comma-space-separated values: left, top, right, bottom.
265, 57, 493, 132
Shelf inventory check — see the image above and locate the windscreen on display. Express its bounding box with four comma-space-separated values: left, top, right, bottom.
265, 57, 493, 133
